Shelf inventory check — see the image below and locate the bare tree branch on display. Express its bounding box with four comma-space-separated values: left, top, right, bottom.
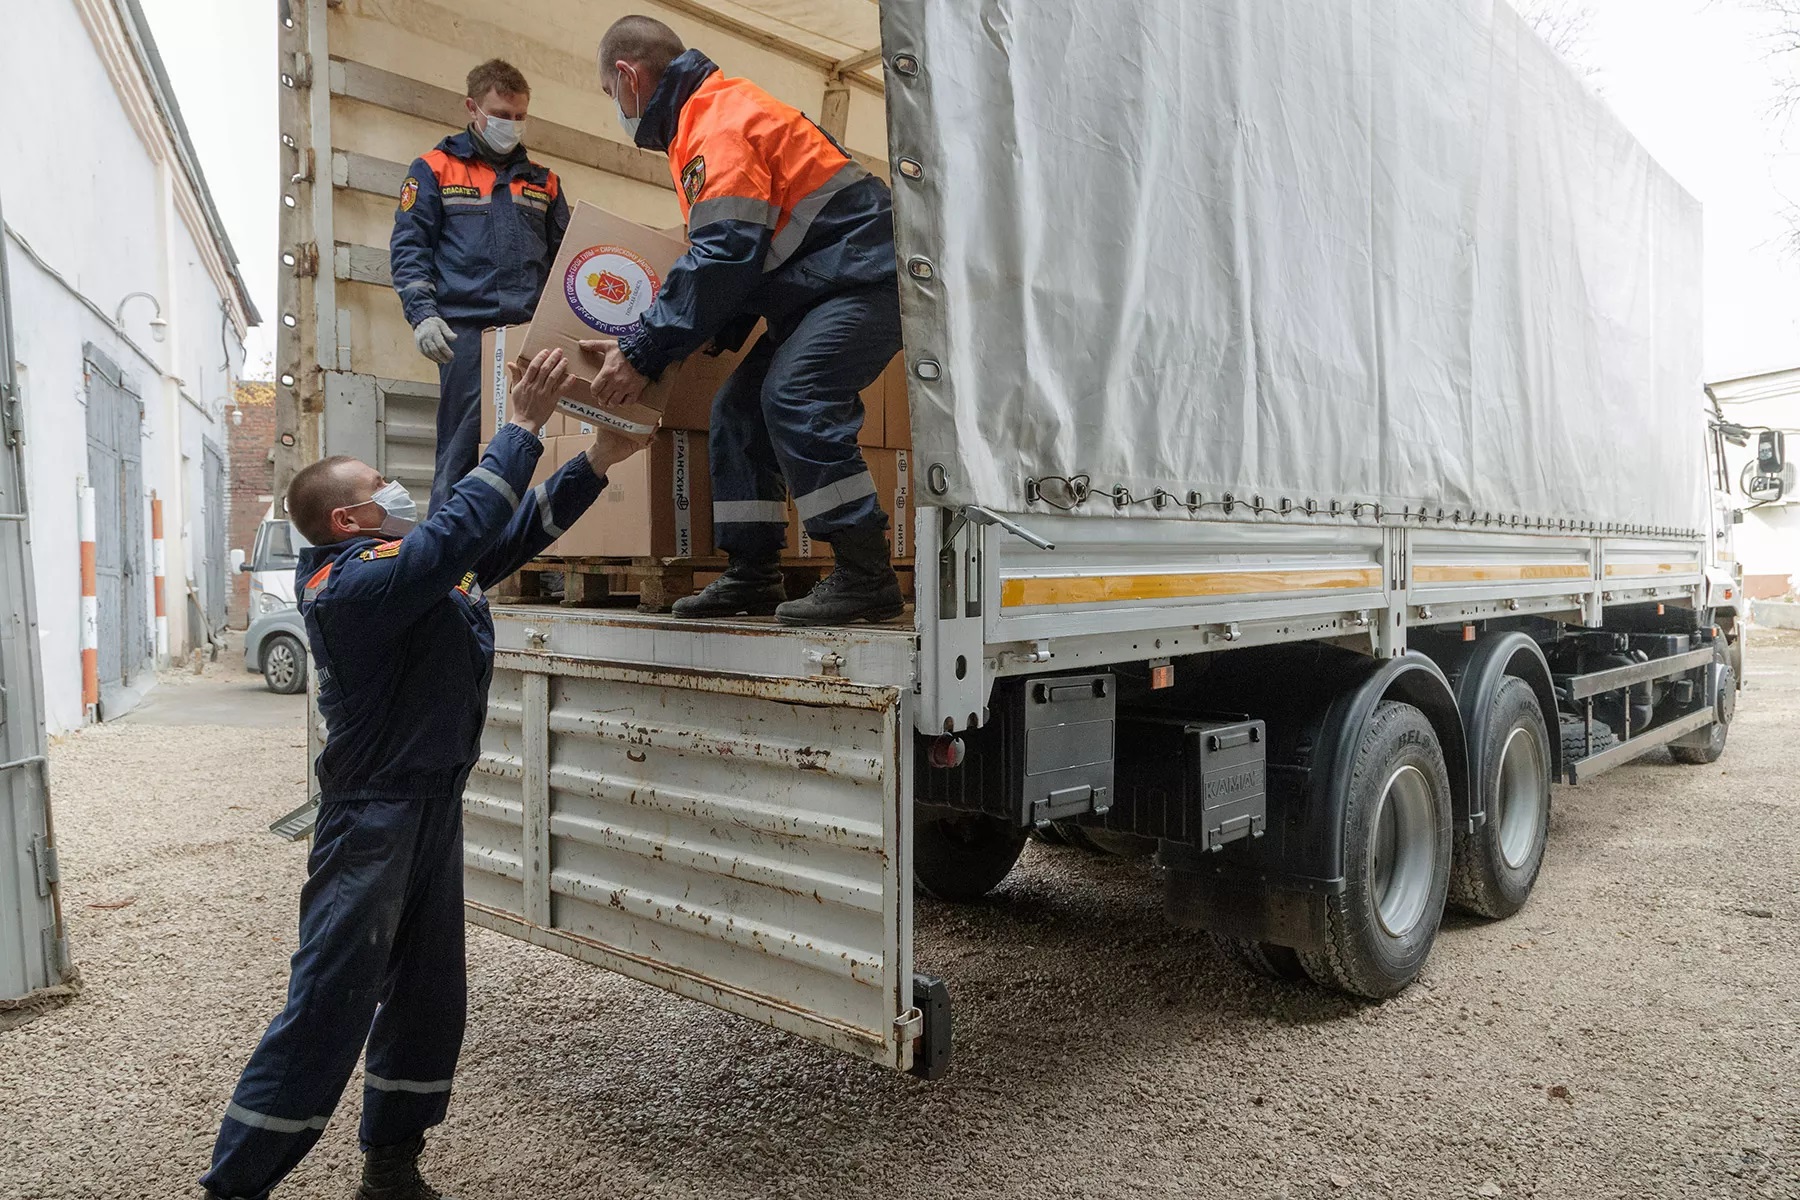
1509, 0, 1600, 75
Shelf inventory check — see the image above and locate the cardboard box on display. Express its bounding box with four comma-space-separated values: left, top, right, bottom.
479, 324, 530, 442
516, 202, 709, 440
866, 448, 916, 561
784, 500, 827, 563
885, 357, 912, 449
562, 429, 711, 559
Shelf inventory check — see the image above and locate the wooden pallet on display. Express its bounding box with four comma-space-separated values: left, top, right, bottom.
491, 556, 914, 613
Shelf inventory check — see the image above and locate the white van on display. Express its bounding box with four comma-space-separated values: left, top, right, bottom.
231, 505, 309, 617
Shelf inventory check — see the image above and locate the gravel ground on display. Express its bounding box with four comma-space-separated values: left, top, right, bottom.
3, 635, 1797, 1200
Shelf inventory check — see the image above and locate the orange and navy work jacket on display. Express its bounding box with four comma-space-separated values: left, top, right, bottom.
389, 130, 571, 328
618, 50, 897, 379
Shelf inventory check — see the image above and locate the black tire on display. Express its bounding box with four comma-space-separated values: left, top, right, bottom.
914, 807, 1029, 902
1450, 678, 1552, 920
1671, 648, 1736, 766
1054, 824, 1156, 859
1559, 716, 1618, 763
261, 634, 307, 695
1211, 934, 1309, 983
1297, 702, 1452, 1000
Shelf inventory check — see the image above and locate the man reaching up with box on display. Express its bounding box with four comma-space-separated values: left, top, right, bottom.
588, 15, 904, 626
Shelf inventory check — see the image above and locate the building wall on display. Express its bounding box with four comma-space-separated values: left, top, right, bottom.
1712, 369, 1800, 598
226, 382, 276, 628
0, 0, 248, 733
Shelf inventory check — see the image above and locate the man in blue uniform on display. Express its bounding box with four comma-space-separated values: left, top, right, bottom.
391, 58, 572, 513
588, 16, 904, 626
200, 350, 631, 1200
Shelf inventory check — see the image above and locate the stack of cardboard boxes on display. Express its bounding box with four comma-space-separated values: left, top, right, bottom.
475, 201, 914, 572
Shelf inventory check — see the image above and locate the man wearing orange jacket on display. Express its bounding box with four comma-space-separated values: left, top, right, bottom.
589, 16, 903, 626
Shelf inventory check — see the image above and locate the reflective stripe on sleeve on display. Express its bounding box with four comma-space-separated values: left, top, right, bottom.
532, 483, 564, 539
689, 195, 780, 231
469, 467, 520, 511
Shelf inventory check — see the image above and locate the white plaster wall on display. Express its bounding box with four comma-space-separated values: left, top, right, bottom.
1, 0, 244, 733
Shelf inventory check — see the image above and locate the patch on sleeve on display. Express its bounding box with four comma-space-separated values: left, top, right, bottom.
358, 540, 403, 561
680, 155, 707, 205
399, 177, 419, 212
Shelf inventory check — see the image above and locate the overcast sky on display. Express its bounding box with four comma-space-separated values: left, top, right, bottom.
139, 0, 1800, 382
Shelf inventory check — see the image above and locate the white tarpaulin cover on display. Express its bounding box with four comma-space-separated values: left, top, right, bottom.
880, 0, 1707, 533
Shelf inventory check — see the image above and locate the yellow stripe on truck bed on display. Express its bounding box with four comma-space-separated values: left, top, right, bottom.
1412, 564, 1591, 584
1604, 562, 1700, 578
1001, 567, 1382, 609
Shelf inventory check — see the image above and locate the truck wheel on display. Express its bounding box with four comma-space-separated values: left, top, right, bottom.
1450, 678, 1551, 919
1559, 716, 1618, 762
914, 807, 1028, 902
1671, 649, 1736, 766
1211, 934, 1309, 983
1053, 824, 1155, 858
261, 634, 308, 695
1297, 701, 1452, 1000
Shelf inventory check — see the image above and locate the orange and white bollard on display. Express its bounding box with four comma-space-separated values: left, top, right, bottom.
78, 480, 98, 722
151, 492, 167, 662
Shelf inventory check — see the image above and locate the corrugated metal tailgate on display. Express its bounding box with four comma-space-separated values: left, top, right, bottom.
466, 617, 916, 1070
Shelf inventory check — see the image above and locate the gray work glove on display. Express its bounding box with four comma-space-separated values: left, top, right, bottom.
413, 316, 457, 364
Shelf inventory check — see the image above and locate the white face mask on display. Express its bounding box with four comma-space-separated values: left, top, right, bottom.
353, 479, 418, 538
477, 109, 524, 154
613, 70, 642, 140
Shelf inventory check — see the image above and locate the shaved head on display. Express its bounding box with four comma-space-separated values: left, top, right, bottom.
598, 15, 686, 89
287, 456, 372, 546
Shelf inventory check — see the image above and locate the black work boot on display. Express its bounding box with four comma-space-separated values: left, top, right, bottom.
775, 523, 905, 626
671, 556, 786, 618
357, 1134, 451, 1200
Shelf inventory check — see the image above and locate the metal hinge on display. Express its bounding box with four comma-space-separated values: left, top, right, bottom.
292, 242, 320, 279
804, 648, 845, 677
284, 51, 313, 89
2, 385, 20, 449
30, 833, 58, 897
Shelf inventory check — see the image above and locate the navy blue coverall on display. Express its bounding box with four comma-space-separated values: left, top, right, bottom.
618, 51, 902, 557
201, 424, 605, 1200
390, 131, 571, 513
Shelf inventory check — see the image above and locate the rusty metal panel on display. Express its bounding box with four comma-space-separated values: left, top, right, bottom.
466, 635, 914, 1070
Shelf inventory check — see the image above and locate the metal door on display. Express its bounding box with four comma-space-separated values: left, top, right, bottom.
84, 348, 150, 717
1, 192, 71, 1003
202, 439, 227, 634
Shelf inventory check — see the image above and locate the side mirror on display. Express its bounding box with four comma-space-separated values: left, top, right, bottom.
231, 548, 248, 573
1758, 430, 1786, 473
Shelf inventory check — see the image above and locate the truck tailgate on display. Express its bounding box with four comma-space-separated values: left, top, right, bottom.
465, 608, 921, 1070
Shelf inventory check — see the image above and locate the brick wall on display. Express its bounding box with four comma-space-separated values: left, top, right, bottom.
226, 381, 277, 629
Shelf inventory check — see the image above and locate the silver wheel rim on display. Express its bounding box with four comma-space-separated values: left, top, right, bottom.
1494, 725, 1548, 870
1370, 764, 1436, 937
267, 643, 297, 689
